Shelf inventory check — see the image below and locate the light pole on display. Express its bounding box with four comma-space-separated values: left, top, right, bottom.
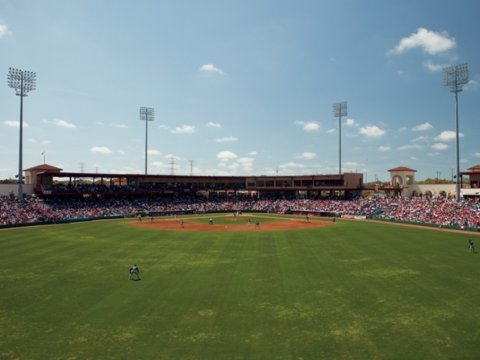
333, 101, 347, 174
139, 107, 154, 175
7, 68, 36, 200
443, 64, 468, 202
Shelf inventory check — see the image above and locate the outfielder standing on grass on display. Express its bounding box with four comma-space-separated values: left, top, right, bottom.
129, 264, 141, 280
468, 239, 475, 253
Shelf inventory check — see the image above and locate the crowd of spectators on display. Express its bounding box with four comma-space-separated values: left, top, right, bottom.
42, 182, 246, 195
1, 194, 480, 230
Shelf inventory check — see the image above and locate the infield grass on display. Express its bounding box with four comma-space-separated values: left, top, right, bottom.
1, 214, 480, 359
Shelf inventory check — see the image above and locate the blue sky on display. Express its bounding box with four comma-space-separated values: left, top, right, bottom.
1, 0, 479, 182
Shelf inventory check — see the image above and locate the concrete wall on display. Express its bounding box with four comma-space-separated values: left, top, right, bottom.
0, 184, 34, 197
402, 184, 480, 198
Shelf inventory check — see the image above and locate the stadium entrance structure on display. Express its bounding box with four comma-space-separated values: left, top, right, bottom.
460, 164, 480, 199
29, 165, 363, 199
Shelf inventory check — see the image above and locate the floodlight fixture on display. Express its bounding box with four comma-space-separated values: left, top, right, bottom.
8, 68, 36, 95
333, 101, 347, 174
443, 63, 469, 92
7, 67, 37, 200
333, 101, 347, 117
140, 106, 155, 121
443, 63, 469, 202
139, 107, 155, 175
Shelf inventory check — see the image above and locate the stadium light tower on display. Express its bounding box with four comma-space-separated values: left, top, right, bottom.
333, 101, 347, 174
8, 68, 36, 200
139, 107, 154, 175
443, 64, 468, 202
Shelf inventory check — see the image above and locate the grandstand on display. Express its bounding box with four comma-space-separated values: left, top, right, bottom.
23, 163, 364, 199
11, 162, 480, 200
1, 163, 480, 230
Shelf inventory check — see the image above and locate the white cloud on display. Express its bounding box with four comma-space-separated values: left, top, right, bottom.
117, 150, 125, 155
344, 161, 359, 167
151, 161, 164, 167
218, 162, 231, 169
326, 128, 335, 134
345, 118, 356, 127
464, 79, 479, 91
3, 120, 29, 128
298, 152, 317, 160
378, 145, 391, 152
411, 136, 430, 143
206, 121, 221, 128
199, 64, 225, 75
474, 152, 480, 157
171, 125, 195, 134
0, 23, 11, 38
115, 124, 127, 129
359, 125, 386, 138
43, 119, 76, 129
237, 157, 254, 171
304, 122, 321, 131
279, 162, 304, 170
215, 136, 238, 143
248, 151, 258, 156
164, 154, 181, 161
412, 122, 433, 131
295, 121, 320, 131
398, 126, 408, 132
217, 150, 237, 162
388, 27, 456, 55
432, 143, 448, 150
90, 146, 112, 154
27, 138, 37, 143
423, 60, 448, 72
435, 130, 463, 142
158, 124, 169, 130
147, 149, 161, 156
398, 144, 422, 151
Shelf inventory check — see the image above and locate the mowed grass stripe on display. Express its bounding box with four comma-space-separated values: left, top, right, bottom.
321, 221, 480, 358
1, 217, 480, 359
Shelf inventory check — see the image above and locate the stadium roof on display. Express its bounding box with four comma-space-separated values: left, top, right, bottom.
24, 164, 63, 172
388, 166, 417, 172
467, 165, 480, 172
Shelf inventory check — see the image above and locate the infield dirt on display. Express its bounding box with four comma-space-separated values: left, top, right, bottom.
131, 216, 335, 232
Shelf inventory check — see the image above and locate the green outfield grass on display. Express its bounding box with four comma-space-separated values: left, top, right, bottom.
1, 214, 480, 359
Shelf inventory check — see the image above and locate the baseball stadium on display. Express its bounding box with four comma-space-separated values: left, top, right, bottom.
2, 2, 480, 359
1, 164, 480, 359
